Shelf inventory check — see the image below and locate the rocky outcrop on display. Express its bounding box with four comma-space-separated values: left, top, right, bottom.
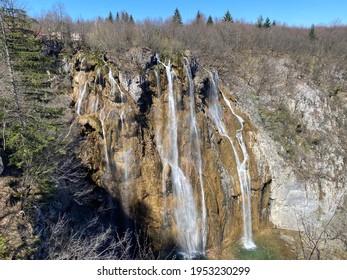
69, 49, 272, 257
68, 49, 346, 259
226, 57, 347, 258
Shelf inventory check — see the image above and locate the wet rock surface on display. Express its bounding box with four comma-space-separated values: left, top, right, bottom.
67, 49, 346, 258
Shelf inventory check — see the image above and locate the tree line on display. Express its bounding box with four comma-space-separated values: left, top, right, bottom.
0, 0, 346, 259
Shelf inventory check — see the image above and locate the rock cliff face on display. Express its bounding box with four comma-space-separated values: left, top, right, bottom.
69, 49, 346, 258
229, 57, 347, 232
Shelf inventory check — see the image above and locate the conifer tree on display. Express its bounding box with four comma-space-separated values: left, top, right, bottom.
264, 17, 271, 28
256, 15, 263, 28
0, 0, 63, 193
195, 10, 202, 23
121, 11, 129, 23
107, 11, 113, 22
172, 8, 183, 25
223, 10, 233, 22
129, 15, 134, 24
115, 12, 120, 22
207, 15, 214, 25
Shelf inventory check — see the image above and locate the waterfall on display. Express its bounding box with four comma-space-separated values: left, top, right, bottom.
92, 68, 101, 113
99, 107, 111, 170
108, 67, 126, 102
159, 60, 200, 258
120, 104, 132, 217
109, 68, 117, 95
154, 69, 169, 226
208, 72, 256, 249
183, 57, 207, 253
76, 81, 88, 115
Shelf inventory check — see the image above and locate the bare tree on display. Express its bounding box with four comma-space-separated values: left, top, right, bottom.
296, 192, 347, 259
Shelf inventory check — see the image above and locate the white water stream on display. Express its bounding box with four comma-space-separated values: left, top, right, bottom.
99, 107, 111, 170
157, 60, 201, 258
183, 57, 207, 253
76, 81, 88, 115
208, 72, 256, 249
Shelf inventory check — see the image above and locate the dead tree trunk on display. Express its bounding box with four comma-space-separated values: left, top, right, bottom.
0, 5, 24, 127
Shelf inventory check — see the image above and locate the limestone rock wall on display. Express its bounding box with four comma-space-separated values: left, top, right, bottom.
70, 49, 273, 255
230, 57, 347, 235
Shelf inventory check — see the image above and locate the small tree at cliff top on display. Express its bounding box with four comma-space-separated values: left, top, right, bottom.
107, 11, 113, 22
207, 15, 214, 25
263, 17, 272, 28
223, 10, 234, 22
256, 15, 264, 28
172, 8, 183, 25
194, 10, 203, 24
129, 15, 134, 24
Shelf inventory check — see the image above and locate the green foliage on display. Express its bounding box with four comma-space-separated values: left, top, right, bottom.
328, 87, 342, 98
309, 24, 317, 41
0, 3, 64, 197
256, 15, 264, 28
107, 11, 113, 22
195, 11, 203, 23
310, 137, 321, 146
259, 104, 304, 157
256, 16, 271, 28
7, 122, 56, 168
223, 10, 234, 22
121, 11, 128, 22
264, 17, 272, 28
172, 8, 183, 25
207, 15, 214, 25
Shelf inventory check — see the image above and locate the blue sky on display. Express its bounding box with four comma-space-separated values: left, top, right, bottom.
25, 0, 347, 26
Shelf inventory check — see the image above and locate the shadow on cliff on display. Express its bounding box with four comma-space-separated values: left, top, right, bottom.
31, 134, 176, 260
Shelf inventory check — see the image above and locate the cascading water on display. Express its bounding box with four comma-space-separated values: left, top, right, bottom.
208, 71, 256, 249
99, 107, 111, 170
91, 68, 101, 113
108, 67, 127, 102
154, 69, 169, 226
183, 57, 207, 253
76, 81, 88, 115
107, 66, 133, 217
158, 60, 201, 258
221, 91, 255, 249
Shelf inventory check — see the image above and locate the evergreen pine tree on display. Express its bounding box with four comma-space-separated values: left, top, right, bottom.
264, 17, 272, 28
272, 20, 276, 26
0, 1, 64, 193
172, 8, 183, 25
195, 10, 202, 23
107, 11, 113, 22
121, 11, 129, 23
256, 15, 264, 28
207, 15, 214, 25
129, 15, 134, 24
115, 12, 120, 22
223, 10, 233, 22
